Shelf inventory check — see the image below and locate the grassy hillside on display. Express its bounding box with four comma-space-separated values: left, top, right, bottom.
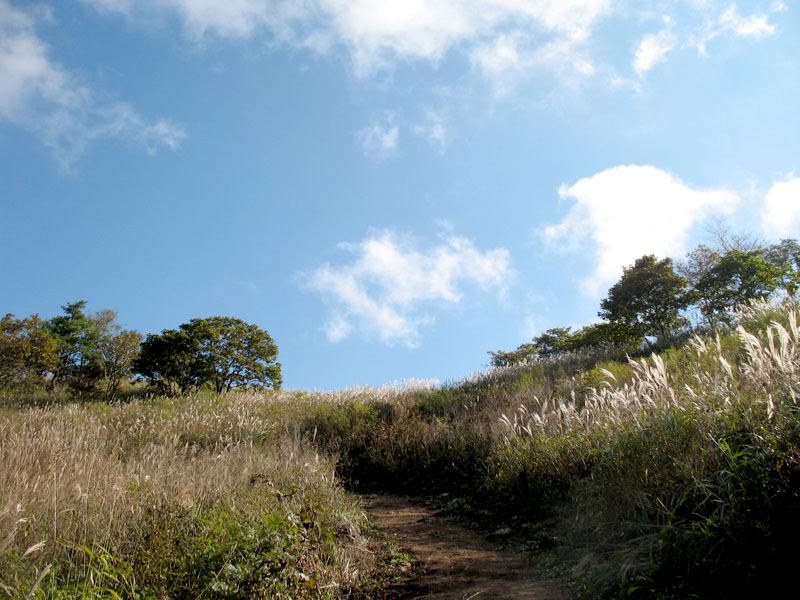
3, 299, 799, 598
0, 393, 375, 599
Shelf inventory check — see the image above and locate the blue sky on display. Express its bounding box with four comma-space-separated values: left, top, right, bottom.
1, 0, 799, 389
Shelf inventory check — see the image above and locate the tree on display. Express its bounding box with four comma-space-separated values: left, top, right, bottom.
488, 322, 642, 368
92, 310, 142, 401
694, 249, 785, 325
46, 301, 103, 391
134, 316, 281, 394
489, 328, 569, 367
599, 255, 690, 347
764, 239, 800, 296
181, 317, 282, 393
676, 244, 722, 289
133, 329, 203, 396
568, 321, 643, 351
0, 314, 57, 389
704, 218, 764, 253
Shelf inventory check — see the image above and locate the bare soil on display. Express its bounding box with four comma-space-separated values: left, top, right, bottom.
364, 494, 567, 600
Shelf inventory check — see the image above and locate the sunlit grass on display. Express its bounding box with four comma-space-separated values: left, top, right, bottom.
0, 393, 370, 599
3, 299, 799, 598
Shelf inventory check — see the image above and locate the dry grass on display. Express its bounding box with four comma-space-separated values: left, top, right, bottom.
493, 301, 800, 596
3, 299, 798, 598
0, 393, 371, 599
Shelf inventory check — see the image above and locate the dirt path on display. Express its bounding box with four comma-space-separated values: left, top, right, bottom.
365, 495, 567, 600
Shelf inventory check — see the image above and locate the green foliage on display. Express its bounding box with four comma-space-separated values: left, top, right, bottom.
694, 249, 786, 325
575, 361, 636, 392
304, 395, 493, 495
46, 301, 104, 392
570, 321, 643, 351
1, 303, 143, 401
0, 313, 57, 389
489, 327, 584, 366
134, 317, 281, 395
93, 310, 142, 402
527, 327, 576, 358
599, 255, 690, 345
117, 499, 337, 599
489, 323, 641, 368
764, 238, 800, 295
133, 328, 201, 395
488, 343, 537, 367
182, 316, 282, 393
487, 431, 594, 519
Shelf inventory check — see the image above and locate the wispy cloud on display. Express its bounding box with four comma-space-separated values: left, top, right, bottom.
762, 174, 800, 239
0, 0, 184, 171
631, 3, 782, 79
633, 27, 676, 77
302, 230, 513, 346
357, 113, 399, 159
78, 1, 788, 101
413, 109, 450, 152
694, 3, 780, 56
82, 0, 612, 86
543, 165, 740, 297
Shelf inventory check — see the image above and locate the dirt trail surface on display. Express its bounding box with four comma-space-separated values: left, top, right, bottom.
365, 495, 566, 600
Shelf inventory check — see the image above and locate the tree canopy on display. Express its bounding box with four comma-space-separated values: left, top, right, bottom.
93, 309, 143, 401
134, 316, 281, 394
492, 236, 800, 370
694, 249, 786, 324
46, 301, 103, 391
0, 313, 57, 389
599, 255, 689, 346
488, 322, 642, 367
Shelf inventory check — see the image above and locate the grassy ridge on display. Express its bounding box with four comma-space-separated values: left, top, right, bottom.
300, 300, 800, 597
2, 300, 799, 598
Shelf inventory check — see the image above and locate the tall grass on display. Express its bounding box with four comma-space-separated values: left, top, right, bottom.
0, 393, 371, 599
294, 299, 800, 597
4, 300, 798, 598
490, 302, 800, 596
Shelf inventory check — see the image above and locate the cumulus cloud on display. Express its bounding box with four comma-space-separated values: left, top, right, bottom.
544, 165, 740, 297
302, 230, 513, 346
0, 0, 184, 170
762, 175, 800, 238
357, 113, 399, 158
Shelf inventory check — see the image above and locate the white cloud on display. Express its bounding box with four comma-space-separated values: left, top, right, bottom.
0, 0, 184, 170
762, 175, 800, 238
695, 3, 779, 55
81, 0, 612, 84
544, 165, 740, 297
718, 4, 776, 37
413, 109, 450, 152
633, 29, 676, 76
471, 33, 596, 97
303, 230, 513, 346
357, 113, 399, 158
77, 0, 786, 100
472, 33, 523, 76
